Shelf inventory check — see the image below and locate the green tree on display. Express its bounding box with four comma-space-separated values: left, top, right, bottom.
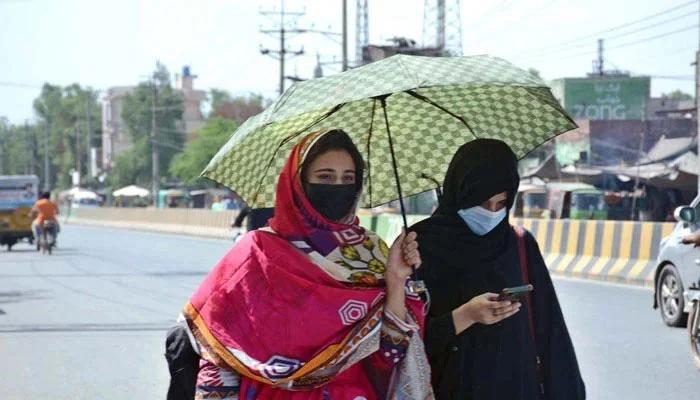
32, 83, 102, 189
169, 117, 238, 184
110, 63, 184, 188
0, 119, 42, 176
661, 90, 693, 101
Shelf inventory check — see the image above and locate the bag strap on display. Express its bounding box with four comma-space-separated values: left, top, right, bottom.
513, 225, 545, 397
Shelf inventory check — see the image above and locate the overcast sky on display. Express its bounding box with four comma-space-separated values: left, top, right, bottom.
0, 0, 696, 124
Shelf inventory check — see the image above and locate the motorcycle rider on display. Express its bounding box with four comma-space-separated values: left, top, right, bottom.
30, 191, 60, 245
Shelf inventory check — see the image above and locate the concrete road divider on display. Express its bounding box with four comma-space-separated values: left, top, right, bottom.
68, 208, 675, 286
511, 218, 675, 287
66, 207, 239, 239
359, 213, 675, 287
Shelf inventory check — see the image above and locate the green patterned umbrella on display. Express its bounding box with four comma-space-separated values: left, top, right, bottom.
203, 54, 576, 210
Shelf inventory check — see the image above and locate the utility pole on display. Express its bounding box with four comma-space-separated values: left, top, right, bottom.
260, 0, 305, 95
151, 78, 159, 207
596, 38, 604, 76
342, 0, 348, 71
44, 121, 51, 191
0, 124, 4, 175
25, 121, 35, 175
696, 0, 700, 194
356, 0, 369, 65
85, 98, 93, 182
75, 124, 82, 186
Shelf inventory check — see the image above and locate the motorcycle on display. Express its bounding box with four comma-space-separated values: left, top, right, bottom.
689, 286, 700, 369
38, 220, 57, 255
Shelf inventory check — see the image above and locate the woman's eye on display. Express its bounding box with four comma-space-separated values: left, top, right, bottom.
343, 175, 355, 183
316, 174, 333, 181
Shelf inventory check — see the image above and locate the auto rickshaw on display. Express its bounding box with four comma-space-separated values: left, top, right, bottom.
0, 175, 39, 251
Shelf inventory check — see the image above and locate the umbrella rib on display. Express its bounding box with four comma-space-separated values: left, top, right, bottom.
378, 96, 408, 229
251, 103, 345, 205
366, 99, 377, 206
406, 90, 479, 140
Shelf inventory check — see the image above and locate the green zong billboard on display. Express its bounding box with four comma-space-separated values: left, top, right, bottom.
555, 76, 650, 120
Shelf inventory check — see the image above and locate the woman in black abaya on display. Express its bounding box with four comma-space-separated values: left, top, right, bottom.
411, 139, 585, 400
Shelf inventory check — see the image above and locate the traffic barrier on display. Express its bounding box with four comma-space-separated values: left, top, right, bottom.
361, 214, 675, 287
68, 207, 675, 286
66, 207, 239, 239
511, 218, 675, 286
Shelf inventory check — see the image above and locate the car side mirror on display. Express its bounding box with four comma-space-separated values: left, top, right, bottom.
674, 206, 696, 224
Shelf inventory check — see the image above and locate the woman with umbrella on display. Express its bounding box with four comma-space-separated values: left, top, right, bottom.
180, 129, 433, 399
411, 139, 585, 399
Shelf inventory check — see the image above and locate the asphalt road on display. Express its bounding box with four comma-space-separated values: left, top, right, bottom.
1, 225, 698, 399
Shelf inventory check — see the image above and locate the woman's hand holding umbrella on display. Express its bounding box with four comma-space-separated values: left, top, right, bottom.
385, 230, 422, 321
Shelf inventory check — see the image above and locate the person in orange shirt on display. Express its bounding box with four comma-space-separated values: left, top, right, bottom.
30, 191, 60, 242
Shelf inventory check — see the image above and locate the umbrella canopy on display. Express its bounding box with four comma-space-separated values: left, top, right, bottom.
203, 54, 576, 208
60, 187, 98, 200
113, 185, 150, 198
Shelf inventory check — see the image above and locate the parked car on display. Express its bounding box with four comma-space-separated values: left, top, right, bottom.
652, 196, 700, 368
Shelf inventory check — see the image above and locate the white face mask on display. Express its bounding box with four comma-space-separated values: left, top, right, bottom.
457, 206, 507, 236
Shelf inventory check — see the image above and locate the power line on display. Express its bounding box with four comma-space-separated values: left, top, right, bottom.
521, 24, 699, 63
514, 0, 698, 58
604, 10, 697, 42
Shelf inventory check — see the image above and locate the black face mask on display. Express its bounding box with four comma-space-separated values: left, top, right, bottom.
305, 183, 358, 221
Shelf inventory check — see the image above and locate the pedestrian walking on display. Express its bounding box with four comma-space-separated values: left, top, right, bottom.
176, 129, 433, 399
411, 139, 585, 400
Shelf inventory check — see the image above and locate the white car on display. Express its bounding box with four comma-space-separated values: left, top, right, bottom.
653, 198, 700, 368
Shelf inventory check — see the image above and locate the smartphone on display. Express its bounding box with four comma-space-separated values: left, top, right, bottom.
498, 284, 534, 302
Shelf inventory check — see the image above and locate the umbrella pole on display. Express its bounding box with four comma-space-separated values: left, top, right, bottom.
379, 96, 426, 295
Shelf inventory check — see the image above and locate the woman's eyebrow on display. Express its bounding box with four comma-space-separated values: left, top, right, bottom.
313, 168, 336, 173
343, 169, 356, 174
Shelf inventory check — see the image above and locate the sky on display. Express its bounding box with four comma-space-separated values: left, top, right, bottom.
0, 0, 697, 124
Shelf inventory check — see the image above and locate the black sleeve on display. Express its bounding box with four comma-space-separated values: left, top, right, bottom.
424, 311, 457, 357
525, 232, 586, 400
232, 206, 250, 228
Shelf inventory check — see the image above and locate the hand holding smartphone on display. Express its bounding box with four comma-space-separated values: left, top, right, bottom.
498, 284, 534, 302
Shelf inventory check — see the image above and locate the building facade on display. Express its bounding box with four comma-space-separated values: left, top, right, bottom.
101, 66, 206, 170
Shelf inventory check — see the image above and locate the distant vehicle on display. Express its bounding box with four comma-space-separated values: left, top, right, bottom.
513, 184, 548, 219
38, 219, 57, 255
652, 196, 700, 369
512, 182, 608, 220
0, 175, 39, 251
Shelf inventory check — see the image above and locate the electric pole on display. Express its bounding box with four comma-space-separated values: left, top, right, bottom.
85, 98, 93, 182
696, 0, 700, 193
0, 125, 4, 175
25, 121, 35, 175
151, 78, 159, 207
75, 124, 82, 186
342, 0, 348, 71
260, 0, 305, 95
44, 121, 51, 191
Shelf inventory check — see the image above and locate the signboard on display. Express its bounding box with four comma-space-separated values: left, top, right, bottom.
557, 77, 650, 120
0, 176, 39, 210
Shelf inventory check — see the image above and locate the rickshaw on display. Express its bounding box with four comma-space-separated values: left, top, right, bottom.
0, 175, 39, 251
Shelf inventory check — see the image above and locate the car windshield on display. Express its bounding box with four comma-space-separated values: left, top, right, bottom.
572, 193, 605, 210
524, 192, 547, 208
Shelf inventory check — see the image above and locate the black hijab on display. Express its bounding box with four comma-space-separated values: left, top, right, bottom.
436, 138, 520, 215
412, 139, 521, 313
